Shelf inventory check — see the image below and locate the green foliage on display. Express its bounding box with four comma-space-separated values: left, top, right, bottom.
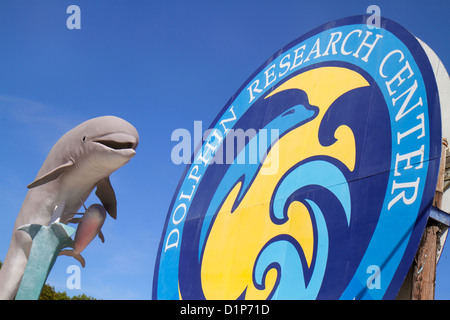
38, 284, 97, 300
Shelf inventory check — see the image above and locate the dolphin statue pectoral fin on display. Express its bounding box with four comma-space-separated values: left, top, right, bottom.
98, 230, 105, 243
59, 250, 86, 268
27, 159, 75, 189
95, 177, 117, 219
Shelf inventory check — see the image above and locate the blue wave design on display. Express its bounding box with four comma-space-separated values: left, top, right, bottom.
272, 160, 351, 226
199, 99, 352, 299
259, 160, 351, 299
254, 200, 328, 299
199, 104, 316, 259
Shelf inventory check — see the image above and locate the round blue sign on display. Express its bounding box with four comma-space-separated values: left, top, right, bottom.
154, 15, 441, 300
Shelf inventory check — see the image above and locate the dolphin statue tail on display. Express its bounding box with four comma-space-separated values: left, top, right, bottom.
59, 250, 86, 268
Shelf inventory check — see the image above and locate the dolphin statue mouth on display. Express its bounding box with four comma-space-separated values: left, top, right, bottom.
91, 132, 138, 152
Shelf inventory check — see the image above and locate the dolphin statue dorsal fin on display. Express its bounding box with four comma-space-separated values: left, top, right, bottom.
27, 159, 75, 189
98, 230, 105, 243
95, 177, 117, 219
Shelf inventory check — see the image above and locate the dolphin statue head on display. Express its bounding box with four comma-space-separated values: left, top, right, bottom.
72, 116, 139, 171
27, 116, 139, 189
26, 115, 139, 220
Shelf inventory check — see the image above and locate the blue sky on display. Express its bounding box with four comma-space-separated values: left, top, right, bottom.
0, 0, 449, 300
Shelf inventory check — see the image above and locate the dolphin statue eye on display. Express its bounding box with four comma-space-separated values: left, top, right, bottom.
82, 136, 87, 142
281, 108, 296, 117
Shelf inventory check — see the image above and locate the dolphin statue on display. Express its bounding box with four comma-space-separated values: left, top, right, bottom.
0, 115, 139, 299
15, 222, 76, 300
60, 204, 107, 268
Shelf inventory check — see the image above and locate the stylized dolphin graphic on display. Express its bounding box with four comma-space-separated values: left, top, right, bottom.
59, 204, 107, 268
0, 115, 139, 299
199, 102, 318, 252
200, 67, 369, 299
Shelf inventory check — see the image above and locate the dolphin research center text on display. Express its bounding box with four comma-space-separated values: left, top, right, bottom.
246, 29, 383, 102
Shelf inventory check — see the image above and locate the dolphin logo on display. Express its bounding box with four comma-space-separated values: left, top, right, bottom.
199, 67, 369, 299
0, 115, 139, 299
